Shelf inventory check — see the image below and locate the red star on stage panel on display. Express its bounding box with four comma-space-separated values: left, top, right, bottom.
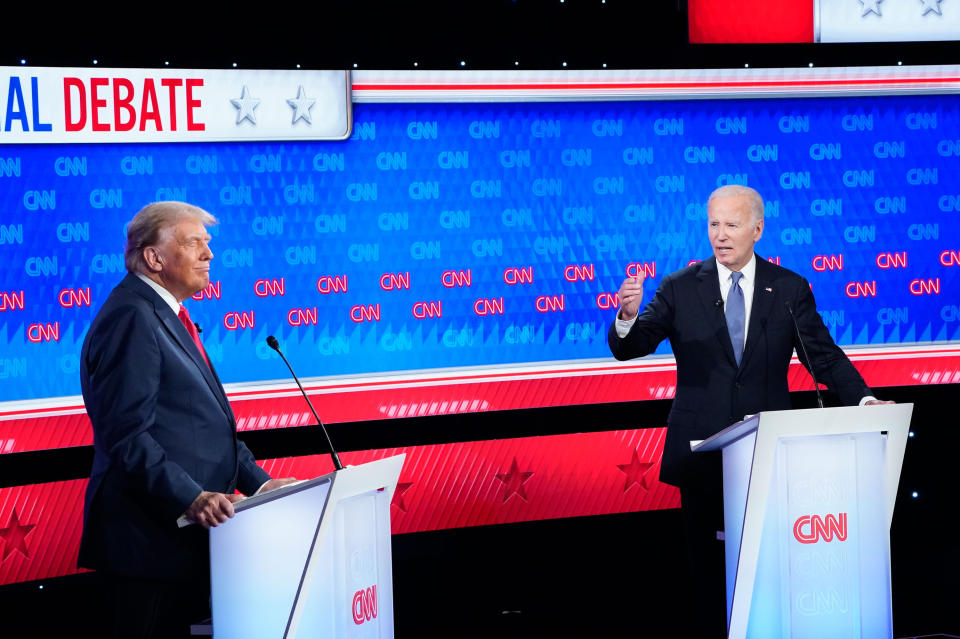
392, 482, 414, 513
0, 508, 37, 562
616, 450, 656, 493
495, 458, 534, 503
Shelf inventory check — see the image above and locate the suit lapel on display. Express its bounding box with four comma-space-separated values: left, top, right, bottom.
121, 274, 234, 420
156, 306, 234, 417
741, 255, 776, 369
696, 258, 738, 368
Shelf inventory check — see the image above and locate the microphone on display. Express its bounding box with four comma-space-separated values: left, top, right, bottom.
785, 302, 825, 409
715, 298, 723, 308
266, 336, 344, 471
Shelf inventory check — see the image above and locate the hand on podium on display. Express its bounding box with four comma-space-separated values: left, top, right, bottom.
865, 399, 895, 405
258, 477, 300, 493
185, 491, 245, 529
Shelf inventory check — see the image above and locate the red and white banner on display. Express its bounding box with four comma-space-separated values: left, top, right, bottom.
690, 0, 959, 43
0, 68, 351, 143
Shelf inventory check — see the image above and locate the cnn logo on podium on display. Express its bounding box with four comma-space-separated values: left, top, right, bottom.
793, 513, 848, 544
352, 585, 378, 625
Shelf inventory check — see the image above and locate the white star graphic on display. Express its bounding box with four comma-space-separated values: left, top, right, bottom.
859, 0, 883, 16
286, 85, 316, 125
230, 86, 261, 125
919, 0, 943, 15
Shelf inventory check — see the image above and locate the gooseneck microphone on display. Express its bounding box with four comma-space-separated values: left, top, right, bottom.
266, 336, 344, 471
785, 302, 825, 409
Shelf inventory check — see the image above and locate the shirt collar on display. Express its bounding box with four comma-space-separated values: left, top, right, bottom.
716, 253, 757, 284
135, 272, 181, 315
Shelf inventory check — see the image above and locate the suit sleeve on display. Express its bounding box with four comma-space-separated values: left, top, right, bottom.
608, 274, 676, 361
83, 303, 204, 519
236, 441, 271, 496
789, 276, 872, 406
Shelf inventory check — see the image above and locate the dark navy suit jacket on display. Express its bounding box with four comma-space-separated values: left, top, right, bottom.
608, 256, 871, 487
78, 273, 270, 580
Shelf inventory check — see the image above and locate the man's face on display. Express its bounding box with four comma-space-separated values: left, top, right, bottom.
708, 194, 763, 272
152, 217, 213, 301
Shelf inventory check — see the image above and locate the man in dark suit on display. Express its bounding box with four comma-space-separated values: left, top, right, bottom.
79, 201, 295, 638
608, 185, 891, 636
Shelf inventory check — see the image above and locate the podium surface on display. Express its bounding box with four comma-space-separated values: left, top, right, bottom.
693, 404, 913, 639
209, 454, 404, 638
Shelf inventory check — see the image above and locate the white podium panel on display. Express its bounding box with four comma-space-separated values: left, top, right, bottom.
209, 480, 333, 638
209, 455, 404, 639
694, 404, 912, 639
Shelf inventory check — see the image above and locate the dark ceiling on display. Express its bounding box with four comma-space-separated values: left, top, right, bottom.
1, 1, 959, 70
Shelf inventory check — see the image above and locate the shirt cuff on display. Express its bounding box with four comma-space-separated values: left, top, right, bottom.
615, 311, 637, 338
858, 396, 877, 406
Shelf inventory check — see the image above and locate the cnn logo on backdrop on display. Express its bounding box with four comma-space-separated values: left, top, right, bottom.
793, 513, 848, 544
352, 585, 378, 625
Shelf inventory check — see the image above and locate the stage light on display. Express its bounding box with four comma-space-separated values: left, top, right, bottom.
911, 491, 919, 498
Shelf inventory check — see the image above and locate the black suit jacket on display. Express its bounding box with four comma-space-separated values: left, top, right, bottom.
78, 273, 270, 580
608, 256, 871, 487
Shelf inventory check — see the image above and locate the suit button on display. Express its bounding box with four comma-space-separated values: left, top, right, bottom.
734, 382, 742, 390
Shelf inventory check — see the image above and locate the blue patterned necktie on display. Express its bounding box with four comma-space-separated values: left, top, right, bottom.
726, 271, 745, 365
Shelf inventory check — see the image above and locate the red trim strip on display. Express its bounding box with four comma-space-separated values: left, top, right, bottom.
353, 77, 960, 92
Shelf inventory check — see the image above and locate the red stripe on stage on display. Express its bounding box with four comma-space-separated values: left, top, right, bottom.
0, 430, 679, 586
1, 352, 958, 453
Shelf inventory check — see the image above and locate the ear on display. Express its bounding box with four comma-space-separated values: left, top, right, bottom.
142, 246, 164, 273
753, 218, 764, 242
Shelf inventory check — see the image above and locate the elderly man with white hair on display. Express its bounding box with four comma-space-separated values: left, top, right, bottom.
609, 185, 891, 636
79, 201, 296, 638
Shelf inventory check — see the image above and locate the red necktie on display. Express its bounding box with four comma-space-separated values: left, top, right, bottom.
178, 305, 211, 369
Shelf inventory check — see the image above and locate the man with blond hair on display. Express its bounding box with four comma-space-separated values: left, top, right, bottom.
79, 201, 295, 638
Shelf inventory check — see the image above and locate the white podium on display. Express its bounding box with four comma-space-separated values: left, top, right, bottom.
208, 454, 405, 638
693, 405, 913, 639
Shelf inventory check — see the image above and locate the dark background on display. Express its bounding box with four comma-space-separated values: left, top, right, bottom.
1, 2, 958, 636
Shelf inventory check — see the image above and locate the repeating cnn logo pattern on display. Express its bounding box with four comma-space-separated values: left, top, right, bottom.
1, 93, 958, 403
793, 513, 848, 544
352, 585, 378, 625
